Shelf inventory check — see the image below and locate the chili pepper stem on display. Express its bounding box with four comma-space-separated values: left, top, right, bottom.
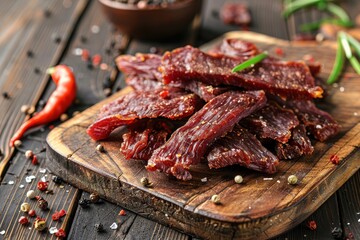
46, 67, 56, 75
327, 35, 345, 84
349, 57, 360, 74
232, 51, 268, 73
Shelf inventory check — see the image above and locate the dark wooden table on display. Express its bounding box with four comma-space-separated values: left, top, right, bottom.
0, 1, 359, 239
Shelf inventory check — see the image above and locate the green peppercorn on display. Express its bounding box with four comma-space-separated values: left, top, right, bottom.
211, 194, 221, 204
287, 175, 298, 185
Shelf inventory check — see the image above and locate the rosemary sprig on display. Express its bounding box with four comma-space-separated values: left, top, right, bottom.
231, 52, 268, 73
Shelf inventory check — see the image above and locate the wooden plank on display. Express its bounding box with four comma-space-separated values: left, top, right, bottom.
45, 31, 360, 239
0, 0, 90, 179
337, 171, 360, 239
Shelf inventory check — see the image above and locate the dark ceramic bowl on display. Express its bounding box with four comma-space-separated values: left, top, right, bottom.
98, 0, 202, 40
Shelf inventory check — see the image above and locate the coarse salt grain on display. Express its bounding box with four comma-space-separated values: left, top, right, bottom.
25, 175, 36, 183
354, 112, 358, 116
91, 25, 100, 34
339, 87, 345, 92
110, 222, 118, 230
8, 180, 14, 185
19, 185, 24, 189
201, 177, 207, 182
39, 168, 47, 173
0, 230, 5, 235
49, 226, 58, 234
263, 178, 273, 181
73, 48, 83, 56
41, 176, 47, 182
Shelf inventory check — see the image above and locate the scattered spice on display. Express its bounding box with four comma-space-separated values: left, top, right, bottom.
10, 65, 77, 146
26, 50, 34, 58
103, 88, 112, 97
119, 209, 126, 216
211, 194, 221, 204
52, 175, 63, 184
89, 193, 100, 203
307, 220, 317, 230
51, 32, 61, 44
37, 181, 48, 191
18, 216, 29, 225
80, 35, 87, 43
287, 175, 298, 185
330, 154, 340, 165
159, 90, 169, 99
60, 113, 68, 122
28, 209, 36, 217
274, 47, 284, 57
82, 49, 90, 61
52, 209, 66, 221
2, 92, 10, 99
110, 222, 118, 230
34, 218, 47, 231
96, 144, 104, 153
79, 198, 91, 208
20, 202, 31, 212
92, 54, 102, 67
14, 140, 22, 147
331, 227, 343, 239
94, 223, 104, 232
26, 190, 36, 199
37, 198, 48, 210
55, 228, 66, 238
20, 105, 30, 113
43, 9, 52, 18
140, 177, 152, 187
31, 155, 39, 165
25, 150, 33, 159
34, 67, 41, 74
234, 175, 243, 184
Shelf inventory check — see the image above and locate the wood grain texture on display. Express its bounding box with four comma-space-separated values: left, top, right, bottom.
0, 0, 90, 180
45, 31, 360, 239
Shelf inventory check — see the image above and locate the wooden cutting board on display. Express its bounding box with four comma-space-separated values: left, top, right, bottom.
46, 31, 360, 240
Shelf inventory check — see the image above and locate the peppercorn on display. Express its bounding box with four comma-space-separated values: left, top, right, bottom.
38, 199, 48, 210
20, 202, 31, 212
211, 194, 221, 205
26, 190, 36, 199
28, 209, 36, 217
19, 216, 29, 225
60, 113, 68, 122
287, 175, 298, 185
14, 140, 22, 147
34, 67, 41, 74
43, 9, 52, 18
330, 154, 340, 165
96, 144, 104, 153
94, 223, 104, 232
234, 175, 243, 184
2, 92, 10, 99
79, 198, 90, 208
55, 228, 66, 238
331, 227, 343, 239
119, 209, 126, 216
34, 218, 47, 231
89, 193, 100, 203
52, 175, 63, 184
26, 50, 34, 58
25, 150, 33, 159
307, 220, 317, 230
31, 155, 38, 165
21, 105, 30, 113
37, 181, 48, 191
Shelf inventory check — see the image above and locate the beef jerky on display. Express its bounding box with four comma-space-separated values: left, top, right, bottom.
208, 38, 259, 59
276, 125, 314, 159
177, 80, 229, 102
241, 102, 299, 143
146, 90, 267, 181
87, 89, 202, 141
161, 46, 323, 99
120, 120, 171, 160
125, 75, 164, 91
207, 124, 279, 173
286, 100, 340, 142
116, 53, 162, 81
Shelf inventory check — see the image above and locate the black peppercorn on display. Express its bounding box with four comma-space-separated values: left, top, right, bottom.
87, 59, 93, 69
80, 35, 87, 43
26, 50, 34, 58
2, 92, 10, 99
43, 9, 52, 18
52, 175, 63, 184
34, 67, 41, 74
94, 223, 104, 232
79, 198, 91, 208
331, 227, 343, 239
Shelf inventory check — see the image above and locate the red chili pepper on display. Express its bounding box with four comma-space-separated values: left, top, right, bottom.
10, 65, 76, 146
37, 181, 48, 191
55, 228, 66, 238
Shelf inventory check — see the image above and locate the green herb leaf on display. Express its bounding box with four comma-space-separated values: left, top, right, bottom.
232, 52, 268, 73
326, 3, 351, 23
346, 34, 360, 57
327, 35, 345, 84
349, 56, 360, 74
283, 0, 324, 18
339, 31, 352, 59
